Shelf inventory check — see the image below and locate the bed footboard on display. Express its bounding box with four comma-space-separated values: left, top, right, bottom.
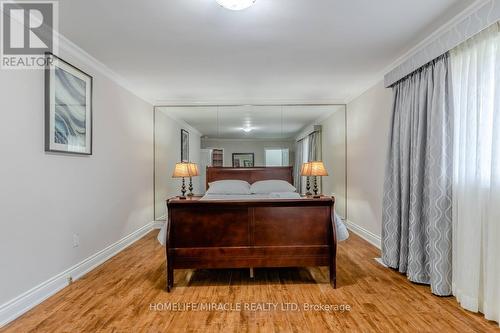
165, 197, 336, 291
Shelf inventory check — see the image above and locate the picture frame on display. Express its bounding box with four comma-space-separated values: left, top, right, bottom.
181, 129, 189, 162
45, 52, 93, 155
232, 153, 254, 168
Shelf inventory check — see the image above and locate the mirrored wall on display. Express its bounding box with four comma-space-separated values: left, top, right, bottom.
154, 105, 346, 220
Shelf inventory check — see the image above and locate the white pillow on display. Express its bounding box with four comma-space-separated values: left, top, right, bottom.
206, 180, 251, 195
250, 180, 296, 194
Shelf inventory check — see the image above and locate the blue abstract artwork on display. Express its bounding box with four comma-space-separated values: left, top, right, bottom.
54, 67, 87, 146
45, 53, 92, 155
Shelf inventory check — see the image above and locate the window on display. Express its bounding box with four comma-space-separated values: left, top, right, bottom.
265, 148, 289, 167
450, 23, 500, 323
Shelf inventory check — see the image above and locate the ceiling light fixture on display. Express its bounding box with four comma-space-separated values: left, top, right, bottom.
242, 127, 253, 133
216, 0, 256, 11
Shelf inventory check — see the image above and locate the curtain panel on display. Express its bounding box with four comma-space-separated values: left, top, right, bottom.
307, 130, 322, 161
294, 139, 304, 193
307, 130, 322, 193
382, 53, 454, 296
450, 23, 500, 325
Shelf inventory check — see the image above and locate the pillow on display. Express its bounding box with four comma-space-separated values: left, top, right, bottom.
250, 180, 296, 194
206, 180, 251, 195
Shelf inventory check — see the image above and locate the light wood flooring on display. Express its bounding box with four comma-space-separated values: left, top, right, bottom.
1, 231, 498, 332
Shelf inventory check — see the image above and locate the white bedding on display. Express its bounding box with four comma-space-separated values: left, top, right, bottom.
200, 192, 302, 200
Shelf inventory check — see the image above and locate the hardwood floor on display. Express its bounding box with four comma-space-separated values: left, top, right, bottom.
1, 231, 498, 332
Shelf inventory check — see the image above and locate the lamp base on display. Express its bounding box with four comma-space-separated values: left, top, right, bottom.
313, 176, 319, 196
178, 196, 187, 200
188, 177, 194, 196
313, 195, 322, 199
180, 177, 187, 198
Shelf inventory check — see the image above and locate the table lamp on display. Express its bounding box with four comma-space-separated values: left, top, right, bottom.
172, 162, 191, 199
187, 163, 200, 197
300, 162, 312, 196
308, 161, 329, 198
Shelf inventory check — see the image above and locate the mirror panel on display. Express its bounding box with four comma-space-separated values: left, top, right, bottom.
154, 104, 346, 221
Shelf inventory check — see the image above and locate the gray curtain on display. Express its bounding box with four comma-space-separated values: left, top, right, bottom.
294, 139, 304, 193
307, 130, 322, 161
382, 53, 453, 296
308, 130, 322, 192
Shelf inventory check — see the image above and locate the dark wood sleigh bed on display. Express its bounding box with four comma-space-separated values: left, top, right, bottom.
165, 166, 337, 291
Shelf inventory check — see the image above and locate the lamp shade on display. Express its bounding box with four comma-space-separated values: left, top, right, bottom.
300, 162, 312, 176
172, 162, 191, 178
187, 163, 200, 177
309, 161, 329, 176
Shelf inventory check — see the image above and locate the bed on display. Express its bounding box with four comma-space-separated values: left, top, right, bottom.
164, 166, 341, 291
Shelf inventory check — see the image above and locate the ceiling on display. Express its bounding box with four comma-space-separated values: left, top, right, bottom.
59, 0, 475, 104
157, 105, 345, 139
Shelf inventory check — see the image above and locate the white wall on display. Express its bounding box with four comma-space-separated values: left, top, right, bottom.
346, 80, 393, 239
154, 111, 201, 219
0, 52, 153, 306
321, 107, 347, 219
201, 138, 294, 167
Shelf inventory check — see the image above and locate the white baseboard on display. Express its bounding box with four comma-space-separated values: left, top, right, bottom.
152, 221, 165, 229
374, 257, 387, 267
152, 215, 166, 230
0, 221, 156, 328
344, 220, 381, 249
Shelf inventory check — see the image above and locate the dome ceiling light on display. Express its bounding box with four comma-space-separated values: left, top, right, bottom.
216, 0, 257, 11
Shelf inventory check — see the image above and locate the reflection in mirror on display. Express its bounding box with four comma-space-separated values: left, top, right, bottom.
154, 105, 346, 220
232, 153, 255, 167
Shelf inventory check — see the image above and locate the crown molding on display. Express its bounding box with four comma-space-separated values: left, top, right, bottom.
56, 32, 154, 105
0, 3, 152, 104
295, 105, 345, 141
34, 0, 492, 108
345, 0, 491, 103
153, 98, 347, 107
383, 0, 490, 77
202, 137, 295, 142
155, 107, 202, 137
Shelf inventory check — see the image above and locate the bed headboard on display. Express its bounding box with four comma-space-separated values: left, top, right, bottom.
206, 166, 293, 189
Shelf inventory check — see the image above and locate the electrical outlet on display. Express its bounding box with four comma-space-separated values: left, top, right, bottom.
67, 276, 73, 284
73, 233, 79, 248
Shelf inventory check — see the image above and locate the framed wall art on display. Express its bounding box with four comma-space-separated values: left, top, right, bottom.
45, 53, 93, 155
232, 153, 254, 168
